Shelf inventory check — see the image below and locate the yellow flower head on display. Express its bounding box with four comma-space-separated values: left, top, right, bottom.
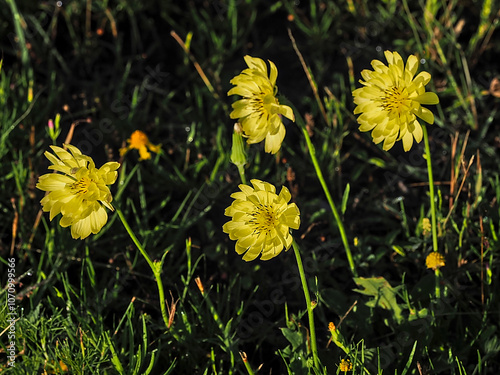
223, 179, 300, 261
422, 217, 431, 236
426, 252, 445, 270
120, 130, 161, 160
328, 322, 336, 333
228, 56, 295, 154
353, 51, 439, 151
36, 144, 120, 239
339, 358, 353, 372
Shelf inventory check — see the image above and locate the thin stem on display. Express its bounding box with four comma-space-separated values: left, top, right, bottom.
422, 125, 440, 298
116, 208, 171, 329
237, 165, 247, 185
240, 352, 255, 375
422, 126, 438, 252
296, 116, 357, 277
292, 240, 320, 371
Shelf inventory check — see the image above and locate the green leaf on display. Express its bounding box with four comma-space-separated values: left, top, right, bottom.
401, 341, 418, 375
105, 333, 124, 375
341, 183, 350, 215
353, 276, 404, 324
280, 327, 304, 350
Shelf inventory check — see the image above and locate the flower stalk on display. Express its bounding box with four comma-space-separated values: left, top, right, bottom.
115, 208, 171, 329
289, 107, 357, 277
292, 240, 320, 370
422, 125, 440, 298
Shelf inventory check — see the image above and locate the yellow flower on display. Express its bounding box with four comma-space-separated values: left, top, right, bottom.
223, 179, 300, 261
422, 217, 431, 236
120, 130, 161, 160
426, 252, 445, 270
228, 55, 294, 154
36, 144, 120, 239
353, 51, 439, 151
339, 358, 353, 372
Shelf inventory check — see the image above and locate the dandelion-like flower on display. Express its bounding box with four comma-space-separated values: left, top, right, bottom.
426, 252, 445, 270
36, 144, 120, 239
223, 179, 300, 261
353, 51, 439, 151
120, 130, 161, 160
228, 55, 294, 154
339, 358, 353, 372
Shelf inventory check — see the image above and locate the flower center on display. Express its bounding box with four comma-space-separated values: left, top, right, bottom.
248, 91, 276, 117
69, 177, 92, 195
381, 86, 409, 114
249, 203, 279, 234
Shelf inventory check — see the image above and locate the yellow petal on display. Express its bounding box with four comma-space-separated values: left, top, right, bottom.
278, 104, 294, 121
268, 60, 278, 87
412, 121, 423, 143
278, 186, 291, 203
415, 106, 435, 124
37, 174, 74, 191
416, 92, 439, 105
264, 123, 285, 154
401, 131, 414, 152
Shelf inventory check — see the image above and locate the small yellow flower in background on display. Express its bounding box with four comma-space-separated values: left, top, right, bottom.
426, 252, 445, 270
228, 55, 295, 154
36, 144, 120, 239
328, 322, 336, 333
120, 130, 161, 160
352, 51, 439, 151
422, 217, 431, 236
44, 360, 69, 374
339, 358, 353, 372
223, 179, 300, 261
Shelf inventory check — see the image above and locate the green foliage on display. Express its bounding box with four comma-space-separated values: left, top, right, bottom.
353, 277, 404, 324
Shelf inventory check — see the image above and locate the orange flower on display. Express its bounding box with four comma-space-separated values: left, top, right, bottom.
120, 130, 161, 160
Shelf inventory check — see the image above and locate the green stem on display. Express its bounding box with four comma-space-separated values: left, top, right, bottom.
422, 126, 438, 252
292, 240, 320, 370
237, 165, 247, 185
6, 0, 31, 68
240, 352, 255, 375
115, 208, 171, 329
298, 121, 357, 277
422, 125, 440, 298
